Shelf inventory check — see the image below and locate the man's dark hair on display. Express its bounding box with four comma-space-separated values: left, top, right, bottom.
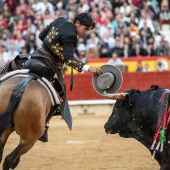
73, 12, 96, 29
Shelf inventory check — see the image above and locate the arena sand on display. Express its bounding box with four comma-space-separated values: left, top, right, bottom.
3, 114, 159, 170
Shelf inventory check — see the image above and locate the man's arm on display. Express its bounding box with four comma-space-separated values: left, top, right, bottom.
61, 25, 103, 76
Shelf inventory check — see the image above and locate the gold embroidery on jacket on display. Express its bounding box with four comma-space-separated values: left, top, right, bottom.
65, 59, 84, 72
51, 43, 64, 59
46, 27, 58, 43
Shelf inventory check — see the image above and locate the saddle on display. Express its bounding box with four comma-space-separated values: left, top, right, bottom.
0, 69, 61, 106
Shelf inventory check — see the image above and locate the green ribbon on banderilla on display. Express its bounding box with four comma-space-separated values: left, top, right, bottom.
151, 93, 170, 160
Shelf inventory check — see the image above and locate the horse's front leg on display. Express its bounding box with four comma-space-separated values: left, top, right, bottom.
0, 125, 14, 163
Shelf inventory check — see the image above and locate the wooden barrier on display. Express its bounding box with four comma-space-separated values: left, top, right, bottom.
65, 71, 170, 101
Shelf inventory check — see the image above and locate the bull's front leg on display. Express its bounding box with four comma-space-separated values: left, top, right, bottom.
160, 143, 170, 170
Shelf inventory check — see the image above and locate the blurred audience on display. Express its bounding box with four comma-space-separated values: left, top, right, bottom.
0, 0, 169, 71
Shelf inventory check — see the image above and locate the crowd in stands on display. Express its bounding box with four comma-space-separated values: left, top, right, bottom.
0, 0, 170, 70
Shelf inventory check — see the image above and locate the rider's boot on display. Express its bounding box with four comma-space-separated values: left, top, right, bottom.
39, 125, 49, 143
38, 105, 60, 143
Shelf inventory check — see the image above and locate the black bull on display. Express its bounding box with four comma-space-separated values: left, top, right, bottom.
104, 87, 170, 170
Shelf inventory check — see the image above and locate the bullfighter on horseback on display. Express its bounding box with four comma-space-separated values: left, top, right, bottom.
0, 11, 103, 142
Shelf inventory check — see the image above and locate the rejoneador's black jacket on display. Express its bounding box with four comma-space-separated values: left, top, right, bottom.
39, 17, 85, 72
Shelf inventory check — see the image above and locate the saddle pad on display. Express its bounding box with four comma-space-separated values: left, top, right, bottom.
0, 69, 60, 106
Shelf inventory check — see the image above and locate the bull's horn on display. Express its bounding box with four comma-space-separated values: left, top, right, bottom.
103, 91, 128, 100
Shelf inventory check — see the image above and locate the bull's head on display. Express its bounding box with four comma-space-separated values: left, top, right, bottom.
104, 88, 170, 168
104, 89, 141, 137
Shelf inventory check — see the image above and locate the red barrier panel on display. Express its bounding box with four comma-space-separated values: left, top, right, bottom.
64, 72, 170, 100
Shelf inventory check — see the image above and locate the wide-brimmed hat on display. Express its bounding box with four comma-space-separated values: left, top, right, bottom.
92, 65, 123, 95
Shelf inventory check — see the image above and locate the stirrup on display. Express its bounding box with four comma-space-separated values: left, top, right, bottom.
38, 126, 49, 143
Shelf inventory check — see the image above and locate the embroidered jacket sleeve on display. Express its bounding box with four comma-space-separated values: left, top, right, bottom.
61, 24, 85, 72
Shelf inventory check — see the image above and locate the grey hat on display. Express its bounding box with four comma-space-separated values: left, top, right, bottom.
92, 65, 123, 95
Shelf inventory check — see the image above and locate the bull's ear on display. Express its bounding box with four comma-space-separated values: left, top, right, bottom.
124, 93, 136, 108
103, 91, 128, 100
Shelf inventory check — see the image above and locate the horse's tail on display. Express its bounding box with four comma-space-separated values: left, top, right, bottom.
0, 74, 39, 136
0, 113, 11, 135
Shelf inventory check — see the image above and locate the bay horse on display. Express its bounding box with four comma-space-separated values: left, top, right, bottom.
0, 71, 56, 170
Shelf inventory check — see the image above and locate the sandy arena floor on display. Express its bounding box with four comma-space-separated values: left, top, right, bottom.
3, 114, 159, 170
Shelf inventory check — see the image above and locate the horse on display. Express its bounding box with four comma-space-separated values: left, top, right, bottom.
0, 72, 55, 170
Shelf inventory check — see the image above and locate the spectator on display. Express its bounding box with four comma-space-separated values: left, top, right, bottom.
0, 14, 8, 29
149, 0, 160, 20
7, 17, 16, 38
119, 1, 131, 17
131, 43, 148, 57
146, 43, 157, 56
104, 27, 116, 50
6, 42, 20, 62
19, 0, 29, 15
130, 33, 140, 49
164, 41, 170, 56
86, 43, 100, 59
111, 40, 123, 57
0, 32, 11, 48
136, 61, 143, 72
55, 2, 67, 19
127, 11, 139, 26
20, 46, 27, 54
111, 13, 126, 32
88, 31, 100, 50
24, 8, 35, 24
5, 0, 17, 15
15, 19, 25, 33
115, 21, 128, 35
159, 4, 170, 30
36, 0, 55, 17
89, 0, 99, 13
127, 21, 139, 35
1, 2, 12, 22
0, 44, 8, 65
139, 21, 153, 38
25, 18, 36, 33
140, 30, 149, 50
35, 25, 44, 48
98, 18, 113, 38
122, 44, 131, 58
65, 0, 78, 16
77, 43, 87, 64
100, 2, 113, 22
142, 63, 151, 72
156, 61, 165, 71
148, 36, 157, 50
106, 52, 124, 66
97, 38, 110, 58
25, 33, 37, 54
77, 0, 90, 13
43, 8, 54, 27
138, 11, 155, 33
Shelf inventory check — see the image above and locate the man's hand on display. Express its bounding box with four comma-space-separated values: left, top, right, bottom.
88, 66, 103, 77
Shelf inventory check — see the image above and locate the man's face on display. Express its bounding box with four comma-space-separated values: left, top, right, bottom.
75, 21, 92, 38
